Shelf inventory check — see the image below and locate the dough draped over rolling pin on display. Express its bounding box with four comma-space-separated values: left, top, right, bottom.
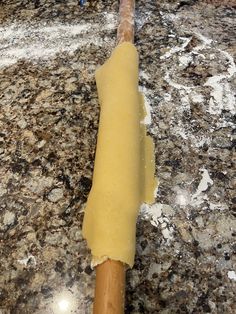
82, 42, 157, 268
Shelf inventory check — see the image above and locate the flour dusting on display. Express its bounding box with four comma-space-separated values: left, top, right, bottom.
0, 15, 117, 68
192, 168, 213, 199
204, 48, 236, 115
17, 255, 37, 266
160, 36, 191, 60
140, 203, 174, 242
227, 271, 236, 281
159, 27, 236, 148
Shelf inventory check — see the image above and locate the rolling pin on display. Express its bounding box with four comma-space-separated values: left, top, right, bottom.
93, 1, 135, 313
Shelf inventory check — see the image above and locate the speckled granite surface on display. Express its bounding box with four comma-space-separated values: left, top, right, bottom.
0, 1, 235, 313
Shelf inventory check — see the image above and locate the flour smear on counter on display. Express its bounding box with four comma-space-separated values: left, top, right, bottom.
0, 12, 117, 68
141, 12, 236, 236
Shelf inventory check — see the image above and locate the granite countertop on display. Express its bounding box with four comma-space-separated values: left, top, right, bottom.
0, 0, 235, 313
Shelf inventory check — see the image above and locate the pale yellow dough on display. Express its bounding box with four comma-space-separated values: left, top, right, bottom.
82, 42, 157, 268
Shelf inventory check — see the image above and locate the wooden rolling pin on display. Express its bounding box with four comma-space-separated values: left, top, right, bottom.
93, 1, 135, 313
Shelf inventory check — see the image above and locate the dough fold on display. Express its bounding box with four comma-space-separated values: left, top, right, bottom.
82, 42, 156, 268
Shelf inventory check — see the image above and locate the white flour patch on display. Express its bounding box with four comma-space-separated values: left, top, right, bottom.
204, 48, 236, 115
163, 33, 211, 92
141, 203, 162, 227
192, 168, 213, 199
162, 30, 236, 118
191, 92, 205, 103
163, 93, 172, 102
160, 30, 235, 148
179, 54, 192, 67
140, 70, 150, 81
174, 169, 215, 209
188, 168, 213, 207
170, 119, 211, 148
215, 118, 235, 130
174, 180, 227, 211
164, 71, 192, 91
160, 36, 191, 60
175, 189, 191, 207
209, 202, 228, 211
140, 203, 174, 241
193, 136, 211, 148
227, 270, 236, 281
17, 255, 37, 266
104, 12, 117, 30
0, 16, 117, 68
194, 32, 212, 49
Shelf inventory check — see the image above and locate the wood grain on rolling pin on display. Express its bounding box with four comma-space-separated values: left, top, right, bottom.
117, 0, 135, 44
93, 260, 125, 314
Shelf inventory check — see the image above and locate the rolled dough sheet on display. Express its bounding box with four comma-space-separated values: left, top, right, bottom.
82, 42, 157, 268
